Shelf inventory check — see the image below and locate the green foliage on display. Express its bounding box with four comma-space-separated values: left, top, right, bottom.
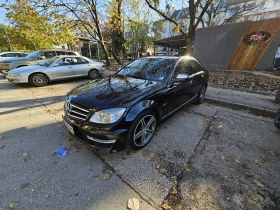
1, 0, 77, 51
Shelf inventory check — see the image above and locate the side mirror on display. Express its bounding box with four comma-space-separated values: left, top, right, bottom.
52, 63, 58, 67
38, 56, 46, 60
174, 73, 189, 82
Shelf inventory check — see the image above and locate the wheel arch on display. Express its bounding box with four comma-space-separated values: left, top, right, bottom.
16, 65, 29, 68
88, 68, 99, 74
28, 72, 51, 83
125, 100, 161, 123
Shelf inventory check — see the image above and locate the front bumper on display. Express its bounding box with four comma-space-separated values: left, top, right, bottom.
63, 116, 128, 152
6, 74, 29, 83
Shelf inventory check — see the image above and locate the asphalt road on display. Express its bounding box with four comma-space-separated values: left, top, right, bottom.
0, 73, 279, 210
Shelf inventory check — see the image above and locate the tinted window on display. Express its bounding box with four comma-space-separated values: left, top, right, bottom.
117, 58, 175, 82
73, 57, 88, 64
56, 51, 66, 56
0, 54, 7, 57
57, 57, 74, 66
173, 59, 189, 78
188, 60, 199, 75
41, 51, 56, 58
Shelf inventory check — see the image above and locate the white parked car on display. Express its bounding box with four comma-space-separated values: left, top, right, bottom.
0, 51, 28, 60
6, 56, 105, 87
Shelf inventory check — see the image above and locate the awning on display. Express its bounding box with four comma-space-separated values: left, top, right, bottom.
154, 34, 186, 48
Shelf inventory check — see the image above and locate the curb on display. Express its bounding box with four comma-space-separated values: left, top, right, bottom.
204, 97, 277, 118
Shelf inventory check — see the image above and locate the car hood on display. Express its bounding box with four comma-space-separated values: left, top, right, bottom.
9, 65, 46, 74
0, 57, 32, 63
68, 75, 164, 110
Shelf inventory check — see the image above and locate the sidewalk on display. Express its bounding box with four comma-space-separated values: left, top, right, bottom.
205, 86, 279, 117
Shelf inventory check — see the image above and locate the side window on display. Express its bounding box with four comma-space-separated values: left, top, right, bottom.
6, 53, 20, 57
73, 57, 88, 64
56, 51, 66, 56
173, 59, 188, 79
0, 54, 7, 57
56, 57, 73, 66
41, 51, 56, 58
188, 60, 199, 75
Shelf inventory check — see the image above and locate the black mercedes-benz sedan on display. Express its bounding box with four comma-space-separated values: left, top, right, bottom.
63, 56, 209, 152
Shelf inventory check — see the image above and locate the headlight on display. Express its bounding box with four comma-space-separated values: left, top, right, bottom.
9, 73, 20, 77
89, 108, 126, 124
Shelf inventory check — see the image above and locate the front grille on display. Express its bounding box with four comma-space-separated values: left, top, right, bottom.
66, 101, 89, 121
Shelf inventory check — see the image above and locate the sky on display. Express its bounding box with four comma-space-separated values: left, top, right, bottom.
0, 0, 7, 24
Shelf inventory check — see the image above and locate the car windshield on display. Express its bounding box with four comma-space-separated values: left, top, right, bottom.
117, 58, 176, 82
26, 51, 41, 58
38, 57, 58, 67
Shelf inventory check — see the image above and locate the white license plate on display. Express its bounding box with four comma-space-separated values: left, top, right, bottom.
64, 120, 74, 134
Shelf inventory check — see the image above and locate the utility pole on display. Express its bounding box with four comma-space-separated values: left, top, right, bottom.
3, 26, 12, 51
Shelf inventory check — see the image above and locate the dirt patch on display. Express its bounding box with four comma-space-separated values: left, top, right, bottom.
209, 70, 280, 93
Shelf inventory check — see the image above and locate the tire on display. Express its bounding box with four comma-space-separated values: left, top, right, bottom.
195, 85, 207, 105
88, 69, 99, 79
275, 108, 280, 128
29, 73, 49, 87
127, 110, 157, 150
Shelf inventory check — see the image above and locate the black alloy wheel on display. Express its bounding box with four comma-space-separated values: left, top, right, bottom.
195, 85, 207, 104
275, 108, 280, 128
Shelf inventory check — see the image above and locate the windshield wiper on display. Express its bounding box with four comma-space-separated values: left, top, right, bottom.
126, 74, 145, 80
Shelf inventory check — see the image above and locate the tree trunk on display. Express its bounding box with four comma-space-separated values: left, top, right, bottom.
186, 26, 195, 56
111, 38, 122, 65
99, 40, 110, 66
275, 86, 280, 104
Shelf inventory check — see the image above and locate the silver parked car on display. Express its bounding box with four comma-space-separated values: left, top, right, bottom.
6, 56, 105, 87
0, 49, 79, 75
0, 51, 28, 60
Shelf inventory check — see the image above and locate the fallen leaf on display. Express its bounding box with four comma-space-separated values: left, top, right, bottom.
103, 173, 111, 180
9, 203, 20, 209
0, 145, 5, 149
217, 125, 223, 129
183, 163, 190, 172
254, 159, 263, 164
127, 197, 139, 210
161, 200, 171, 209
221, 156, 225, 160
159, 168, 167, 174
171, 186, 177, 194
235, 159, 240, 163
20, 183, 30, 189
26, 108, 30, 110
31, 188, 36, 192
51, 152, 57, 156
94, 190, 100, 195
0, 136, 5, 139
22, 152, 28, 157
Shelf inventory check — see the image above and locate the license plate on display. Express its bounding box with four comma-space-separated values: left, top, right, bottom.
64, 120, 74, 135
